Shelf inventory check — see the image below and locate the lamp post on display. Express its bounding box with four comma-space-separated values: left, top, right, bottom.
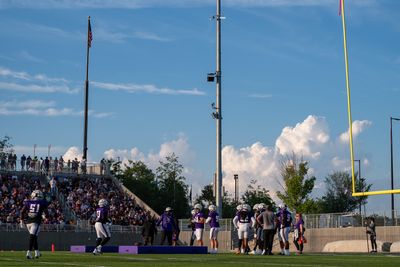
234, 174, 239, 203
207, 0, 223, 216
390, 117, 400, 224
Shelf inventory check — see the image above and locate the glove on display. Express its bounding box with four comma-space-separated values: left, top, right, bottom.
254, 234, 257, 239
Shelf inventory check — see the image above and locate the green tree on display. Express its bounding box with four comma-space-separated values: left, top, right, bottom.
120, 160, 159, 210
242, 179, 275, 210
0, 135, 13, 158
276, 154, 317, 213
319, 171, 371, 213
194, 184, 215, 208
156, 153, 190, 218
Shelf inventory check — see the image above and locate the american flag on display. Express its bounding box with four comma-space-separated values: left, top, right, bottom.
88, 19, 93, 48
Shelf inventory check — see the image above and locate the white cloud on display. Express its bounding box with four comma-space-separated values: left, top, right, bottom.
339, 120, 372, 143
19, 50, 44, 63
275, 115, 330, 159
92, 81, 206, 96
63, 146, 83, 161
0, 66, 78, 94
0, 99, 113, 118
248, 93, 272, 99
133, 31, 171, 42
221, 115, 371, 201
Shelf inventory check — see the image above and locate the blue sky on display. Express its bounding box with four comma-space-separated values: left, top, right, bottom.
1, 0, 400, 213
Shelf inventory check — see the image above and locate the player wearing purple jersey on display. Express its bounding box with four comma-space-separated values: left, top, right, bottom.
157, 207, 176, 246
192, 203, 205, 246
205, 204, 220, 253
20, 190, 49, 259
93, 199, 111, 255
276, 203, 292, 255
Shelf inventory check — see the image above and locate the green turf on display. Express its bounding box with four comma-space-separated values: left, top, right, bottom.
0, 251, 399, 267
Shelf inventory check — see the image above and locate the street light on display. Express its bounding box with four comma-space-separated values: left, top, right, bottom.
234, 174, 239, 203
390, 117, 400, 224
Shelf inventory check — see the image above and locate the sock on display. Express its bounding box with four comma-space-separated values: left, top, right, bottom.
29, 235, 35, 251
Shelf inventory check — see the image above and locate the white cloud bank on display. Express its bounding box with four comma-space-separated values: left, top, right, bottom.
93, 115, 371, 201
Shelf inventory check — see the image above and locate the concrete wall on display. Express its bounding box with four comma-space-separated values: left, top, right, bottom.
3, 226, 400, 252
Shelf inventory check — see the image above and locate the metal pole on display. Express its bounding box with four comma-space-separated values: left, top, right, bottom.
83, 16, 91, 163
33, 144, 36, 157
390, 117, 395, 224
215, 0, 223, 217
234, 174, 238, 202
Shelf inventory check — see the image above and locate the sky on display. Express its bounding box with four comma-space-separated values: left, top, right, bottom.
1, 0, 400, 214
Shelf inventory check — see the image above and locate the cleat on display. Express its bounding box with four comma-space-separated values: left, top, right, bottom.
35, 251, 41, 258
26, 251, 33, 259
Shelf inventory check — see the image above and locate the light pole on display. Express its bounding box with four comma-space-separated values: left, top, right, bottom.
234, 174, 239, 203
390, 117, 400, 224
207, 0, 223, 216
33, 144, 37, 157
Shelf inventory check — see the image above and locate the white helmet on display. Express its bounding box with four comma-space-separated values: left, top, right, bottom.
258, 203, 267, 211
208, 204, 216, 211
278, 203, 287, 210
194, 203, 202, 210
165, 207, 173, 212
98, 199, 108, 207
236, 204, 243, 211
253, 203, 259, 210
31, 190, 43, 200
191, 209, 196, 216
242, 204, 251, 212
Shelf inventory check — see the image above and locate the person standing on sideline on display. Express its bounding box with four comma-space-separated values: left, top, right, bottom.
293, 213, 305, 255
141, 216, 157, 246
188, 209, 196, 246
366, 217, 377, 252
192, 203, 205, 246
20, 190, 49, 259
276, 204, 292, 255
157, 207, 176, 246
233, 204, 255, 254
21, 154, 26, 170
93, 199, 111, 255
205, 204, 220, 253
257, 204, 275, 255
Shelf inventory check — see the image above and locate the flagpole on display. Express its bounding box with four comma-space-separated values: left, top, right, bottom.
83, 16, 91, 172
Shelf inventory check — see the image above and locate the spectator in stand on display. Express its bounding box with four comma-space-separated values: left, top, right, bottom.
21, 154, 26, 171
54, 157, 58, 172
49, 177, 57, 198
44, 157, 50, 174
26, 156, 32, 171
58, 156, 64, 172
100, 158, 105, 175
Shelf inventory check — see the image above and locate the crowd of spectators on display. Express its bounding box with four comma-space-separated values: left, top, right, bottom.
58, 176, 149, 226
0, 173, 66, 225
1, 153, 111, 176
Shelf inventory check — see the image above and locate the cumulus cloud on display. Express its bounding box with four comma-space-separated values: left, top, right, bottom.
103, 134, 196, 171
275, 115, 330, 159
221, 115, 371, 201
63, 146, 83, 162
339, 120, 372, 143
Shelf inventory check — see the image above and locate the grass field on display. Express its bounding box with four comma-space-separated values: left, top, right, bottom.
1, 252, 399, 267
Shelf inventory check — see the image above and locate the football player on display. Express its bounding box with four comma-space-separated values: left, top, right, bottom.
276, 203, 292, 255
20, 190, 49, 259
192, 203, 205, 246
205, 204, 220, 253
93, 198, 111, 255
233, 204, 255, 254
